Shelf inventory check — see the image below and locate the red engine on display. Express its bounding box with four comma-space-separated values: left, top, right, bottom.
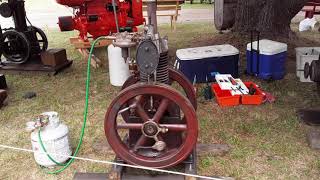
56, 0, 144, 40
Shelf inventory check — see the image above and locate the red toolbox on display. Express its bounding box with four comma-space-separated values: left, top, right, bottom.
211, 84, 240, 107
211, 82, 264, 107
241, 82, 264, 105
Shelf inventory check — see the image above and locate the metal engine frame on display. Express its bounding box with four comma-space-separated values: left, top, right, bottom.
103, 1, 199, 179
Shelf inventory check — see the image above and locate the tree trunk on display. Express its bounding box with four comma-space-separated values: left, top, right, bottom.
233, 0, 309, 36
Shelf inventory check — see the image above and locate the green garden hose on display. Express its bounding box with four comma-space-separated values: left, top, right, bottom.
38, 127, 66, 166
38, 36, 107, 174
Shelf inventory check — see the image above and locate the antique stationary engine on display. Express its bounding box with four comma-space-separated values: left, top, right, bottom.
104, 0, 199, 172
0, 0, 48, 64
304, 60, 320, 95
56, 0, 144, 41
0, 25, 3, 58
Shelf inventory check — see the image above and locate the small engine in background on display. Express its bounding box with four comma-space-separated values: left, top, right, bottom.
56, 0, 145, 41
0, 0, 72, 73
0, 0, 48, 64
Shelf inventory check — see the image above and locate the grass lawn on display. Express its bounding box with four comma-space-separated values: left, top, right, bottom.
1, 22, 320, 179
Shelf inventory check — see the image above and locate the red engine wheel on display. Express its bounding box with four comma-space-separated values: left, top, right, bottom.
122, 68, 197, 110
104, 83, 198, 168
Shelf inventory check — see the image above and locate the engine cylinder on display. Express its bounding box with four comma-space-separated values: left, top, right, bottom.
140, 51, 170, 84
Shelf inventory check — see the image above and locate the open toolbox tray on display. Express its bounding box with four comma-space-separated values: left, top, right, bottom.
211, 82, 264, 107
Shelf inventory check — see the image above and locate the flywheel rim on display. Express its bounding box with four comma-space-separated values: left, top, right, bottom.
122, 68, 197, 109
2, 30, 30, 63
104, 83, 198, 168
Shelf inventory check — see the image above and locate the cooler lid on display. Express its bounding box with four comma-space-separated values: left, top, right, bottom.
247, 39, 287, 55
176, 44, 239, 60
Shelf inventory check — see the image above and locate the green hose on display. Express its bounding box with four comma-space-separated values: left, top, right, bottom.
38, 127, 66, 166
38, 36, 107, 174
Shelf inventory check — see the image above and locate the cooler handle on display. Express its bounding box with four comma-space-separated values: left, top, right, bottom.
174, 59, 180, 70
250, 30, 260, 75
256, 31, 260, 75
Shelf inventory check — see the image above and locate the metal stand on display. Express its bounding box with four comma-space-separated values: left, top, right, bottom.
74, 151, 197, 180
0, 55, 73, 75
74, 142, 231, 180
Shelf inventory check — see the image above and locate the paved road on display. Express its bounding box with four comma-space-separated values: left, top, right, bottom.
0, 0, 317, 29
0, 2, 215, 29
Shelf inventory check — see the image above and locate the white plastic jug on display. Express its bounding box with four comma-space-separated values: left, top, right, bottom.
108, 44, 131, 87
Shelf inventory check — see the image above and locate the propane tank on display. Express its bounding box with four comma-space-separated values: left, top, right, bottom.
27, 112, 72, 167
108, 44, 131, 87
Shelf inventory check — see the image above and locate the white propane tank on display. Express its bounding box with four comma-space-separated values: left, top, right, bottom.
29, 112, 72, 167
108, 44, 131, 87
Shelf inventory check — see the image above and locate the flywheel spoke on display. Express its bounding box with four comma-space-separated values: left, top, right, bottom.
117, 123, 143, 130
136, 101, 150, 122
131, 95, 143, 106
133, 135, 148, 151
152, 98, 170, 123
161, 124, 187, 131
119, 95, 145, 121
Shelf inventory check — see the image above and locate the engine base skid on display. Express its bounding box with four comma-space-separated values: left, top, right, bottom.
0, 55, 73, 75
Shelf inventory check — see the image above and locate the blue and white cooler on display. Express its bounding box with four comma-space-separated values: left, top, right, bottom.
246, 39, 288, 80
175, 44, 240, 83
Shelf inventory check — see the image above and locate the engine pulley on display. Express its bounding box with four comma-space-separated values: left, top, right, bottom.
0, 2, 12, 18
